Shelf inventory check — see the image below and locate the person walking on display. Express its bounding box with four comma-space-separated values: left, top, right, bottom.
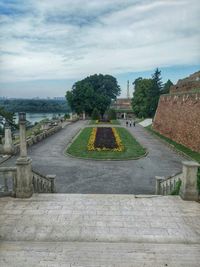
126, 120, 128, 127
133, 121, 136, 127
129, 120, 132, 127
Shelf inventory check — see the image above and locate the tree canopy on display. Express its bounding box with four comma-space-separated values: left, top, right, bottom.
66, 74, 120, 116
161, 79, 173, 94
132, 68, 164, 118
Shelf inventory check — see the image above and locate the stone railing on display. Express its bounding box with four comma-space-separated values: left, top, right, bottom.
0, 167, 55, 197
155, 172, 182, 195
0, 167, 17, 197
155, 161, 200, 201
14, 124, 62, 154
32, 170, 55, 193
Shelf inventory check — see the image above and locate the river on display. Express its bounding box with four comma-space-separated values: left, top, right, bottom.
15, 112, 65, 125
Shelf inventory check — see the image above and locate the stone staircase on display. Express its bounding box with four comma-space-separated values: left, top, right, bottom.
0, 194, 200, 266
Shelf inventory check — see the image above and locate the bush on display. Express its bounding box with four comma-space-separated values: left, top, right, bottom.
64, 113, 70, 119
91, 108, 100, 120
171, 179, 182, 195
107, 108, 116, 120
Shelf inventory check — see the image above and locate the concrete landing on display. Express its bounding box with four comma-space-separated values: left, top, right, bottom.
0, 194, 200, 266
1, 241, 200, 267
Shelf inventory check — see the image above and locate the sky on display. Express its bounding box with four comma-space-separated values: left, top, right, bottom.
0, 0, 200, 98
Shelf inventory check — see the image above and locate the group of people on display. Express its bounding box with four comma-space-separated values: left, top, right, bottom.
126, 119, 136, 127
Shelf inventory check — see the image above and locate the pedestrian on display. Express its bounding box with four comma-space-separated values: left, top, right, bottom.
126, 120, 128, 127
133, 121, 136, 127
129, 120, 132, 127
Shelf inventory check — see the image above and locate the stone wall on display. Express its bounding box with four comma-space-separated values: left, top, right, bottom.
170, 71, 200, 94
153, 92, 200, 152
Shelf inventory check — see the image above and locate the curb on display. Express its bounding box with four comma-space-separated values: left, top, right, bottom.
64, 127, 148, 162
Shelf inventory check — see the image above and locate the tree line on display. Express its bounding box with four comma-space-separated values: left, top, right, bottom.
0, 99, 70, 113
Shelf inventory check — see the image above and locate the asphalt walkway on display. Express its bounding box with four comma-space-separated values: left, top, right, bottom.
1, 120, 186, 194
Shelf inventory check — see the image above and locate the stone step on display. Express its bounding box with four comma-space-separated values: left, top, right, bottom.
0, 194, 200, 244
0, 241, 200, 267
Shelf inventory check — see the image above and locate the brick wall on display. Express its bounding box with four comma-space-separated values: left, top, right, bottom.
170, 71, 200, 94
153, 93, 200, 153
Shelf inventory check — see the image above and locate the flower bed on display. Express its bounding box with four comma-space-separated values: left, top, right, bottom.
96, 119, 111, 124
88, 127, 124, 151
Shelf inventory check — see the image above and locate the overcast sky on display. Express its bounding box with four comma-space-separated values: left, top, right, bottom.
0, 0, 200, 98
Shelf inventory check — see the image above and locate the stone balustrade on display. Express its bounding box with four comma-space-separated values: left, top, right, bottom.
14, 124, 62, 154
155, 172, 182, 195
32, 170, 55, 193
155, 161, 200, 201
0, 167, 17, 197
0, 167, 55, 197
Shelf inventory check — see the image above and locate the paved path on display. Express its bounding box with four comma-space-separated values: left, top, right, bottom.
1, 120, 186, 194
0, 194, 200, 266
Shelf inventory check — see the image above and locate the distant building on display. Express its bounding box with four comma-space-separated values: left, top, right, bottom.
53, 97, 65, 100
111, 81, 134, 119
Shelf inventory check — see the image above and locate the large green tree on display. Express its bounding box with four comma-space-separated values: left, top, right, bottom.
66, 74, 120, 116
161, 79, 173, 94
131, 68, 163, 118
148, 68, 163, 117
132, 78, 154, 118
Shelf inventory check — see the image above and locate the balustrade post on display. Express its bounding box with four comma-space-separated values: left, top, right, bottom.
155, 176, 164, 194
16, 113, 33, 198
3, 123, 14, 155
46, 174, 56, 193
180, 161, 200, 201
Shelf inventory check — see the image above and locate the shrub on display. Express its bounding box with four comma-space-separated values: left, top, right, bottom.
64, 113, 70, 119
91, 108, 100, 120
107, 108, 116, 120
171, 180, 182, 195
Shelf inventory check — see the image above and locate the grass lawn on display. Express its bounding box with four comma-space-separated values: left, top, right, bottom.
89, 120, 120, 125
66, 127, 146, 160
145, 125, 200, 193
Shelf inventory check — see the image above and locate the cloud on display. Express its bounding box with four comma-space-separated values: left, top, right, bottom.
0, 0, 199, 82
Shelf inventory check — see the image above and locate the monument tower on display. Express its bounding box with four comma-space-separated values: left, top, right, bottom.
127, 80, 130, 99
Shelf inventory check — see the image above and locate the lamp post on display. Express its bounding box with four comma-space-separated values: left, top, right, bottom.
16, 112, 33, 198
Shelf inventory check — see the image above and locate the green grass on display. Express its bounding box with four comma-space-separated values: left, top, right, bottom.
170, 180, 182, 195
66, 127, 146, 160
89, 120, 120, 125
145, 125, 200, 193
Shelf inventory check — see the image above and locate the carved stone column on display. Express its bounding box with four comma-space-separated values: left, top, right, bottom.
180, 161, 200, 201
3, 123, 14, 154
16, 112, 33, 198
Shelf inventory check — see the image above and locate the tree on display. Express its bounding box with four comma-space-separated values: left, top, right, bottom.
91, 108, 100, 120
66, 74, 120, 116
107, 108, 117, 120
161, 79, 173, 94
132, 78, 154, 118
148, 68, 163, 117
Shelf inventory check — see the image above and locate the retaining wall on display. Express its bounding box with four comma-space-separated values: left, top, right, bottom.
153, 92, 200, 153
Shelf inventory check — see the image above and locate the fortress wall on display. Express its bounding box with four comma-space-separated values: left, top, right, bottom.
153, 92, 200, 153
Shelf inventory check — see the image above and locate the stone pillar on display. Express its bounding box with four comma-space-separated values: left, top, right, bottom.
180, 161, 200, 201
70, 112, 73, 120
124, 113, 126, 120
3, 123, 14, 154
83, 111, 86, 120
15, 112, 33, 198
155, 176, 164, 194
